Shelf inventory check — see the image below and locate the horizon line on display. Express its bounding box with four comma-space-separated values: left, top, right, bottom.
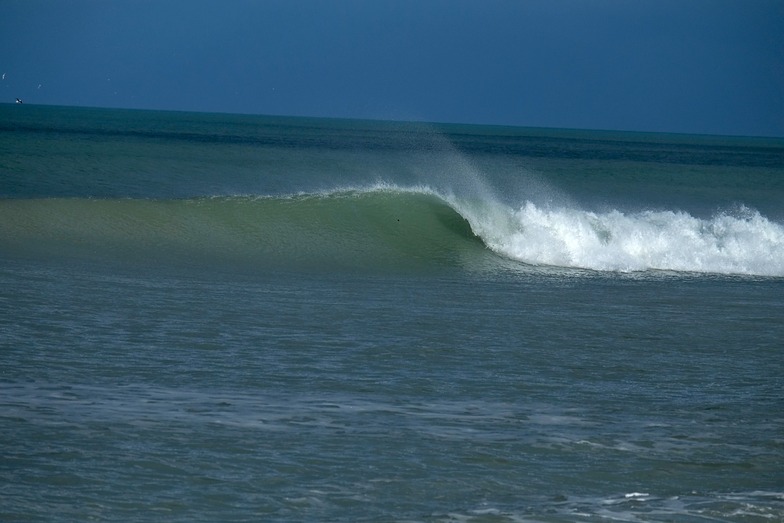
3, 101, 783, 141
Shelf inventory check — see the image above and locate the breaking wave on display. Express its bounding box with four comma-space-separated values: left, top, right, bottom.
1, 185, 782, 276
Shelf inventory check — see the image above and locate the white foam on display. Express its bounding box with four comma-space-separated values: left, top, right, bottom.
465, 201, 784, 276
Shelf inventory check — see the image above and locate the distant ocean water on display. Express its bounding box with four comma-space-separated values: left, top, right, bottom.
1, 104, 783, 522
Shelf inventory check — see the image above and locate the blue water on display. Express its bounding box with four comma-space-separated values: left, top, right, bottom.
1, 104, 783, 522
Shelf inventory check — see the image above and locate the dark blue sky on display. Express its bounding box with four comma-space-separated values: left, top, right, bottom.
2, 0, 783, 136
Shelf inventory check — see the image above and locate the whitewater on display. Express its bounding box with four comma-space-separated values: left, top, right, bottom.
466, 197, 784, 275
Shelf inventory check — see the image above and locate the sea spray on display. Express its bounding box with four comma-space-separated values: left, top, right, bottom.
398, 129, 784, 276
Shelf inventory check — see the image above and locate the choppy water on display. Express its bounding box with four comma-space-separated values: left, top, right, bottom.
1, 105, 783, 521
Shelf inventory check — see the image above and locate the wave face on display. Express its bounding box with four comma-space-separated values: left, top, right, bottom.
2, 185, 783, 276
0, 188, 485, 273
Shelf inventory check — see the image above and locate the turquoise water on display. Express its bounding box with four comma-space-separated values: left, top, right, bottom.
1, 105, 783, 521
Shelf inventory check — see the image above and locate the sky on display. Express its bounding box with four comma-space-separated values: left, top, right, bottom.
2, 0, 783, 136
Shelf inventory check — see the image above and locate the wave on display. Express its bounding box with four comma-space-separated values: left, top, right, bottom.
1, 185, 782, 276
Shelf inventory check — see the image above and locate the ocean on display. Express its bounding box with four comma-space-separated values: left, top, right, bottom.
1, 104, 783, 522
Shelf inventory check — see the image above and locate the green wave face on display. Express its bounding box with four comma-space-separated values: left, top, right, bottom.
0, 189, 491, 274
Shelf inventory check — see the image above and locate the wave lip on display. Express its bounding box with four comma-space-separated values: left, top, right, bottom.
478, 201, 784, 276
